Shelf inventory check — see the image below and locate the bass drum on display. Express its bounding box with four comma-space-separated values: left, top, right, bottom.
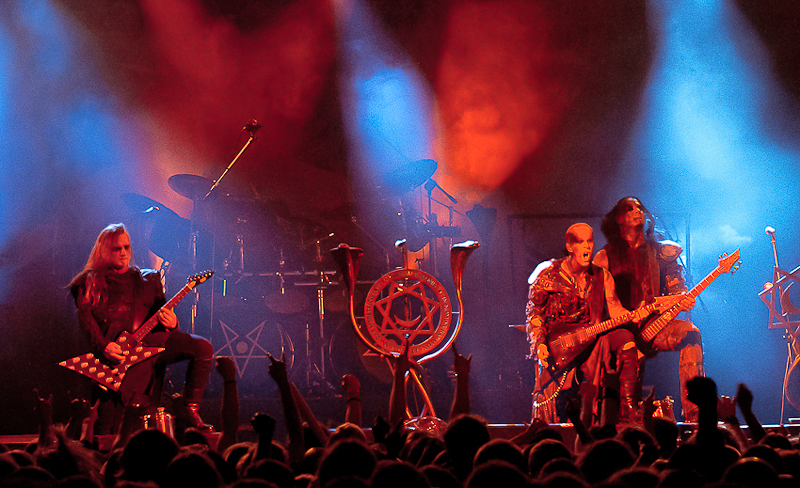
209, 300, 296, 396
328, 320, 392, 384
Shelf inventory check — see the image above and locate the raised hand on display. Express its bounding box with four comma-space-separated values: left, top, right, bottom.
33, 388, 53, 424
735, 383, 754, 413
267, 352, 289, 385
215, 356, 237, 382
686, 376, 718, 409
642, 387, 657, 420
372, 415, 390, 444
718, 395, 736, 422
395, 337, 411, 376
342, 374, 360, 399
452, 344, 472, 377
34, 388, 55, 449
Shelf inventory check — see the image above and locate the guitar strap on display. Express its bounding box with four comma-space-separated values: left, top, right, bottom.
604, 243, 660, 309
131, 269, 157, 331
587, 264, 606, 324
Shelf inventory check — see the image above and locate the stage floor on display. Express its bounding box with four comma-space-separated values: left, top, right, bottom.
4, 423, 799, 452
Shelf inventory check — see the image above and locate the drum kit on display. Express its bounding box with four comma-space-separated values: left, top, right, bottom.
120, 156, 464, 395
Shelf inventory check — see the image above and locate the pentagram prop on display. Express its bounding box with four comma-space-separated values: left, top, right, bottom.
331, 239, 479, 418
363, 268, 452, 358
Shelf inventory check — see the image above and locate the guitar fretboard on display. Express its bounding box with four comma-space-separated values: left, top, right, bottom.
640, 264, 727, 342
129, 282, 197, 344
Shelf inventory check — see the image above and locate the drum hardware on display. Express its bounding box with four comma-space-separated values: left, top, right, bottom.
293, 269, 339, 394
121, 193, 191, 267
386, 159, 462, 275
166, 120, 261, 334
331, 238, 479, 419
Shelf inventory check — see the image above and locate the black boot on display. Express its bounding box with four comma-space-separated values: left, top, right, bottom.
183, 355, 214, 432
619, 348, 641, 423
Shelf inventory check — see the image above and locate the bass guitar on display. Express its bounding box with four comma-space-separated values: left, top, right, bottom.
546, 294, 682, 374
636, 249, 740, 355
59, 270, 213, 393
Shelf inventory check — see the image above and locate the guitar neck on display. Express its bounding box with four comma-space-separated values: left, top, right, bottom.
129, 282, 196, 344
640, 267, 723, 342
584, 303, 654, 340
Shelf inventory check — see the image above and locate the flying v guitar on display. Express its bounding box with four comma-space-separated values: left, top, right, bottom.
59, 271, 213, 394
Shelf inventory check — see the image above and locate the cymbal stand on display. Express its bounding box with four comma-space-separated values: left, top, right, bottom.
351, 215, 393, 273
423, 179, 460, 276
315, 240, 327, 383
298, 239, 336, 395
189, 220, 199, 334
202, 125, 260, 201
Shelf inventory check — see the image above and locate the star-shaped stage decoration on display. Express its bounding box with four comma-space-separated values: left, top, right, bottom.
759, 265, 800, 343
213, 319, 275, 378
363, 268, 452, 357
372, 279, 441, 344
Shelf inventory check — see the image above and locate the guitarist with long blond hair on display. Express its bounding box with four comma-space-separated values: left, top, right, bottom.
69, 223, 214, 434
594, 197, 702, 422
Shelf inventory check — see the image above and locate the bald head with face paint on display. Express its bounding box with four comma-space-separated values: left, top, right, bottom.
565, 223, 595, 269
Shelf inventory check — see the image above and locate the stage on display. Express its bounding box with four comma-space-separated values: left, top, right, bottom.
4, 422, 799, 453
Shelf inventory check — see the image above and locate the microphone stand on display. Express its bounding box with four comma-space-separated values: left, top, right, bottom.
765, 228, 797, 424
769, 230, 779, 269
203, 128, 259, 201
193, 124, 260, 335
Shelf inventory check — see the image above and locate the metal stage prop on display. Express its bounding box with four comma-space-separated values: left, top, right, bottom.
758, 227, 800, 422
331, 238, 478, 419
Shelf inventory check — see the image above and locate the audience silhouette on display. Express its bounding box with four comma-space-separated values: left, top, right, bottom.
5, 345, 797, 488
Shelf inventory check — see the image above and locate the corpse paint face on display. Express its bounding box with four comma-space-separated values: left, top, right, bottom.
109, 233, 132, 271
566, 224, 595, 268
617, 198, 645, 229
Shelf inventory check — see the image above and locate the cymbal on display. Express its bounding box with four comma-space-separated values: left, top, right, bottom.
121, 193, 190, 262
384, 159, 437, 194
168, 174, 214, 200
122, 193, 182, 220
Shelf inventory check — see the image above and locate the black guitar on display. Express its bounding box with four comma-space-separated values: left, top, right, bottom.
544, 295, 681, 376
59, 271, 213, 401
636, 249, 739, 355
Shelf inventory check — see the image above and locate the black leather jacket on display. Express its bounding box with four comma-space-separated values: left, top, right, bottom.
72, 268, 168, 354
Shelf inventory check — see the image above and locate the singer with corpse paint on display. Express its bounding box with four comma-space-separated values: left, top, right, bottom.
594, 197, 701, 422
526, 223, 647, 423
69, 223, 214, 434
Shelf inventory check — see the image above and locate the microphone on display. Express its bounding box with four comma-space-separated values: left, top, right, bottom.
765, 226, 776, 235
243, 119, 262, 133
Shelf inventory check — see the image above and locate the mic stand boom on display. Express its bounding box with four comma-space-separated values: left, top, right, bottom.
204, 127, 259, 201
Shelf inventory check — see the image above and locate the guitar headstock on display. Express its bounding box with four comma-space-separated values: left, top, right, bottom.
187, 270, 214, 286
718, 249, 741, 274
